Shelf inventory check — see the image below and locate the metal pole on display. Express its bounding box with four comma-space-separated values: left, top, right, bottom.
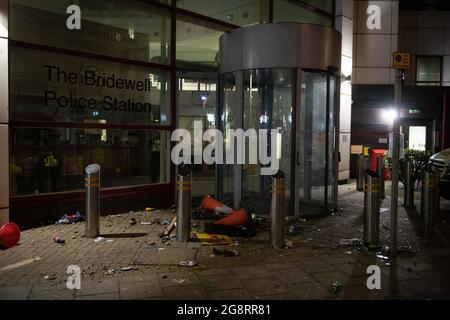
390, 69, 403, 259
357, 154, 365, 191
404, 160, 415, 208
364, 170, 381, 248
421, 167, 439, 235
176, 164, 192, 242
270, 170, 285, 249
85, 164, 100, 238
377, 156, 385, 199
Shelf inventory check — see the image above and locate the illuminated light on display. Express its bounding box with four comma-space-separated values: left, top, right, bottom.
207, 113, 215, 123
381, 108, 398, 123
201, 95, 207, 102
92, 111, 99, 117
128, 27, 135, 40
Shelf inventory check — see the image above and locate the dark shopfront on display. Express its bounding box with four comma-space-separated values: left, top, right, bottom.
9, 1, 178, 227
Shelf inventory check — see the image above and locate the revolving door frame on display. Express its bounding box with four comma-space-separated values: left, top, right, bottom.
216, 67, 340, 217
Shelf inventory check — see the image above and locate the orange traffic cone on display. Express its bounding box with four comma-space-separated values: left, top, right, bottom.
201, 195, 233, 214
213, 208, 248, 226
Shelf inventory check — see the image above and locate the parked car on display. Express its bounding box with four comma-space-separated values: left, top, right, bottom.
429, 148, 450, 199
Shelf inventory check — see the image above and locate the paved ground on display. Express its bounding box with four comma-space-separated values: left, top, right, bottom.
1, 181, 450, 300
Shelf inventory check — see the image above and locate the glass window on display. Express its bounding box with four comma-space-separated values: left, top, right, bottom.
242, 68, 293, 214
274, 0, 333, 26
10, 0, 171, 64
10, 47, 171, 125
176, 20, 223, 70
300, 0, 334, 14
218, 72, 236, 206
10, 127, 170, 196
299, 71, 328, 215
416, 56, 441, 86
177, 0, 269, 26
177, 72, 217, 200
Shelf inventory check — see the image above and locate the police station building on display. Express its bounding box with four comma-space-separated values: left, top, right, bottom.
1, 0, 449, 227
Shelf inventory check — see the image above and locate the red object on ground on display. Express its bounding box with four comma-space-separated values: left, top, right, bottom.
213, 208, 248, 226
0, 222, 21, 248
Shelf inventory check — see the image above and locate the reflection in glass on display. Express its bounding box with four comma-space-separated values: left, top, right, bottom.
242, 69, 293, 214
10, 0, 171, 64
177, 73, 217, 202
10, 127, 170, 196
176, 20, 223, 70
327, 76, 337, 209
11, 47, 171, 125
218, 72, 236, 206
177, 0, 269, 26
273, 0, 333, 26
299, 72, 327, 215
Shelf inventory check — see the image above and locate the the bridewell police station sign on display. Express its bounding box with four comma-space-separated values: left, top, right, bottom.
9, 4, 170, 125
42, 64, 155, 113
10, 48, 169, 125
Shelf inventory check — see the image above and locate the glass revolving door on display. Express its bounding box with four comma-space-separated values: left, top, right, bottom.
241, 68, 294, 215
216, 22, 341, 217
218, 69, 338, 217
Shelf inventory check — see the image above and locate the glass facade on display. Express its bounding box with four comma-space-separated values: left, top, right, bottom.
274, 0, 333, 26
177, 0, 269, 26
8, 0, 335, 210
11, 127, 169, 196
416, 56, 441, 86
242, 69, 293, 214
218, 69, 337, 216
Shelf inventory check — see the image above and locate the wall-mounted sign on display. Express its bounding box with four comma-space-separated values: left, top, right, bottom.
392, 52, 410, 70
351, 145, 363, 154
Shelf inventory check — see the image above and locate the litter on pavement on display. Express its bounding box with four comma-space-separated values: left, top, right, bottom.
195, 233, 234, 245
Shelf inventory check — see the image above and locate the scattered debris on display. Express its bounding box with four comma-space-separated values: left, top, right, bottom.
53, 236, 65, 244
159, 216, 177, 238
0, 256, 42, 271
213, 248, 239, 257
285, 239, 294, 249
196, 233, 234, 245
44, 274, 56, 280
106, 239, 114, 243
398, 245, 417, 254
339, 238, 362, 246
192, 207, 219, 220
179, 260, 198, 267
172, 278, 187, 284
121, 266, 133, 272
130, 218, 137, 226
94, 237, 105, 243
204, 223, 256, 238
146, 207, 157, 212
329, 281, 342, 293
152, 218, 161, 225
104, 269, 115, 276
301, 238, 313, 243
55, 211, 83, 224
158, 247, 165, 251
288, 225, 302, 234
140, 222, 152, 225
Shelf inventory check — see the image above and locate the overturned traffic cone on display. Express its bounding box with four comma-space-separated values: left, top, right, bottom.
213, 208, 249, 226
201, 195, 233, 214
